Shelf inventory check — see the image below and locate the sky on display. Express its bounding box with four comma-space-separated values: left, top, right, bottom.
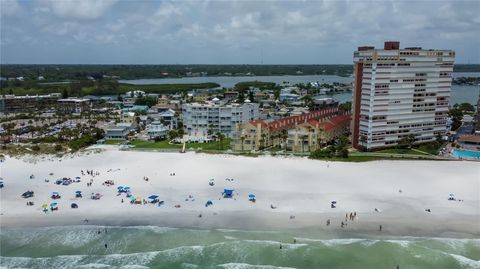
1, 0, 479, 64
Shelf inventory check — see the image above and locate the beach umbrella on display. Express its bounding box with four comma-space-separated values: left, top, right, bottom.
148, 195, 159, 199
130, 196, 136, 201
52, 192, 59, 195
75, 176, 81, 179
75, 190, 81, 193
117, 186, 124, 190
124, 187, 130, 190
50, 202, 58, 207
42, 204, 48, 208
248, 194, 256, 199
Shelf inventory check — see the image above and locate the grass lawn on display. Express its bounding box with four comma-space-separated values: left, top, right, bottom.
374, 148, 430, 155
129, 138, 231, 151
104, 140, 125, 145
129, 139, 181, 149
374, 143, 443, 156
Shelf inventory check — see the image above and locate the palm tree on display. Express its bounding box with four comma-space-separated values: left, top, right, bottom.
260, 133, 267, 149
281, 129, 288, 150
240, 135, 245, 152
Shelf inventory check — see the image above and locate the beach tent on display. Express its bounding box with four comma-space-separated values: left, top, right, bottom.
71, 203, 78, 209
148, 195, 159, 199
223, 189, 234, 198
205, 200, 213, 207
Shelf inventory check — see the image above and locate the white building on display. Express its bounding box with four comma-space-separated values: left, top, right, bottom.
146, 121, 169, 140
182, 102, 259, 139
351, 41, 454, 149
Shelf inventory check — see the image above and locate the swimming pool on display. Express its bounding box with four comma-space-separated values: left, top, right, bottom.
451, 149, 480, 159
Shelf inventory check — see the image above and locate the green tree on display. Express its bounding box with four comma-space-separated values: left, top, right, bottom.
398, 134, 416, 148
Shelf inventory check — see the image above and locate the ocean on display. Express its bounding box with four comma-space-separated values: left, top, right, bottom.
1, 225, 479, 269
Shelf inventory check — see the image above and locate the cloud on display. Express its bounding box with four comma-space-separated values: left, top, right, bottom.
1, 0, 21, 16
1, 0, 479, 64
43, 0, 119, 20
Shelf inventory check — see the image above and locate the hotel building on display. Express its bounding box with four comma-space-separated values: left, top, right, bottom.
351, 41, 455, 149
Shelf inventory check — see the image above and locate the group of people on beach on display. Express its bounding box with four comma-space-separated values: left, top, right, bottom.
340, 212, 357, 228
81, 170, 100, 177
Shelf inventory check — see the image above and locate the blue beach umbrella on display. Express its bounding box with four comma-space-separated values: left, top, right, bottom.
130, 196, 136, 201
75, 190, 81, 193
75, 176, 81, 179
52, 192, 59, 195
124, 187, 130, 190
248, 194, 256, 199
148, 195, 159, 199
50, 202, 58, 207
117, 186, 124, 190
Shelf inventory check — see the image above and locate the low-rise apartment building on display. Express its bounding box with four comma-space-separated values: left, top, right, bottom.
182, 102, 259, 139
233, 107, 348, 152
0, 93, 61, 113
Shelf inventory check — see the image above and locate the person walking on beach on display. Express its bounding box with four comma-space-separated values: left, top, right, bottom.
326, 219, 330, 226
379, 225, 382, 231
104, 243, 108, 249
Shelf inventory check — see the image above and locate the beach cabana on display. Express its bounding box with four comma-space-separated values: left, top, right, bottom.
223, 189, 234, 198
148, 195, 159, 203
71, 203, 78, 209
51, 192, 61, 199
205, 200, 213, 207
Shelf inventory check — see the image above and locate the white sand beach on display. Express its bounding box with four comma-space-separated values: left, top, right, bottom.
1, 149, 479, 237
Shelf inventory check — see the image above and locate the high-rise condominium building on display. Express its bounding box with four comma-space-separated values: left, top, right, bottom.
351, 41, 455, 149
